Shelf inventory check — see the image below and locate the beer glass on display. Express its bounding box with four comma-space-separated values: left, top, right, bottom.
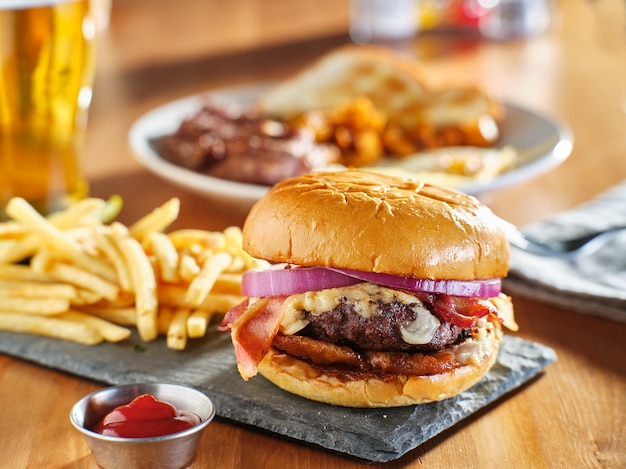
0, 0, 96, 220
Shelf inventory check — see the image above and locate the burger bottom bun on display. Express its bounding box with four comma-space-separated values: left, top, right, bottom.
257, 320, 503, 408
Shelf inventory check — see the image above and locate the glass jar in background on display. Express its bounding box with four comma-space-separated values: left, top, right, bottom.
478, 0, 554, 41
0, 0, 97, 220
349, 0, 419, 44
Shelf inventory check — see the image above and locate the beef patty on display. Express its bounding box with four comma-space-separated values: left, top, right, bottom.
302, 297, 471, 353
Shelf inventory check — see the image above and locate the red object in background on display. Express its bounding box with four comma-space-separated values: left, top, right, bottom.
92, 394, 201, 438
419, 0, 491, 30
419, 0, 555, 40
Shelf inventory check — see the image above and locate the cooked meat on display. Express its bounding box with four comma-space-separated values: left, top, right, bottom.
303, 297, 471, 353
272, 334, 462, 376
155, 102, 338, 185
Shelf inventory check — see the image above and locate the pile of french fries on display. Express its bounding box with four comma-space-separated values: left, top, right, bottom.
0, 196, 265, 350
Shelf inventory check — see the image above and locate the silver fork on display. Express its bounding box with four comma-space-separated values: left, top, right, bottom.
502, 222, 626, 259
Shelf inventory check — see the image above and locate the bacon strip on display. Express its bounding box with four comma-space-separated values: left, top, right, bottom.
218, 299, 249, 332
272, 334, 364, 368
227, 297, 286, 380
415, 292, 496, 328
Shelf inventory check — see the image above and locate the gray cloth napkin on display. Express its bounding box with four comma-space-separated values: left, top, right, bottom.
503, 179, 626, 323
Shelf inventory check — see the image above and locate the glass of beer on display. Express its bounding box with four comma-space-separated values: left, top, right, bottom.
0, 0, 97, 220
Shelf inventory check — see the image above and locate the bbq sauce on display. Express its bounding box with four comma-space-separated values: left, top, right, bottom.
92, 394, 201, 438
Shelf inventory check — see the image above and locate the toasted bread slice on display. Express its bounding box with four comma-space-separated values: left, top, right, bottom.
257, 45, 432, 122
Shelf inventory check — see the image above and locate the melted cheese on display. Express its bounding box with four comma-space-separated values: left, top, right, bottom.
280, 283, 440, 345
450, 317, 494, 365
399, 305, 441, 345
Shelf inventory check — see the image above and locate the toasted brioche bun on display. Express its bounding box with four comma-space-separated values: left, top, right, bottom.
242, 170, 510, 280
257, 44, 504, 136
258, 315, 504, 407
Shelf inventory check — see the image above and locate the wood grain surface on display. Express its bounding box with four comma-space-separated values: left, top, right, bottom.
1, 1, 625, 468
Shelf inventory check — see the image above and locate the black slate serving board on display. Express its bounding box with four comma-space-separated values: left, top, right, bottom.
0, 329, 556, 463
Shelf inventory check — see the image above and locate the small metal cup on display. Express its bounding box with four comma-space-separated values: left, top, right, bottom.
70, 383, 216, 469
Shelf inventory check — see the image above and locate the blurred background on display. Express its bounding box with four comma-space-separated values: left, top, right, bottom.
86, 0, 626, 226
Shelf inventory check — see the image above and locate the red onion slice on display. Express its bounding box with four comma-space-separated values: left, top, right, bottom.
332, 269, 502, 298
242, 265, 501, 298
242, 266, 362, 297
328, 268, 501, 298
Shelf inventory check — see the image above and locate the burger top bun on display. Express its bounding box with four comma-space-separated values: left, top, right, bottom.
242, 170, 510, 281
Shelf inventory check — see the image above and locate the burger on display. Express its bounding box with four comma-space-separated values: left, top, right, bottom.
220, 170, 517, 407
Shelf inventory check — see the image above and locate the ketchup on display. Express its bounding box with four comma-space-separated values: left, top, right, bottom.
92, 394, 201, 438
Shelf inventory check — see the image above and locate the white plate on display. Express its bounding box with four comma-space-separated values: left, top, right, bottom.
129, 83, 573, 213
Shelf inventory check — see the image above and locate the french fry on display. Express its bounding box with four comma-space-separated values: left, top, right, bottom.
167, 229, 226, 251
0, 234, 39, 264
61, 310, 131, 342
45, 260, 120, 302
222, 226, 243, 246
29, 251, 55, 275
178, 253, 200, 283
6, 197, 83, 252
223, 225, 269, 270
185, 251, 232, 306
0, 197, 120, 264
57, 226, 97, 247
158, 283, 243, 312
53, 248, 118, 284
186, 309, 214, 339
147, 231, 179, 283
0, 264, 56, 283
128, 198, 180, 241
0, 220, 27, 238
79, 305, 137, 326
0, 296, 70, 315
71, 288, 105, 306
5, 198, 117, 282
206, 295, 243, 314
166, 307, 190, 350
93, 291, 137, 308
47, 198, 107, 229
117, 235, 158, 342
110, 220, 129, 237
211, 273, 245, 295
0, 312, 103, 345
92, 226, 133, 292
0, 280, 77, 299
157, 305, 174, 335
225, 255, 246, 273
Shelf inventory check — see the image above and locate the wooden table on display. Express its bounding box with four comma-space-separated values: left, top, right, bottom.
2, 0, 625, 467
